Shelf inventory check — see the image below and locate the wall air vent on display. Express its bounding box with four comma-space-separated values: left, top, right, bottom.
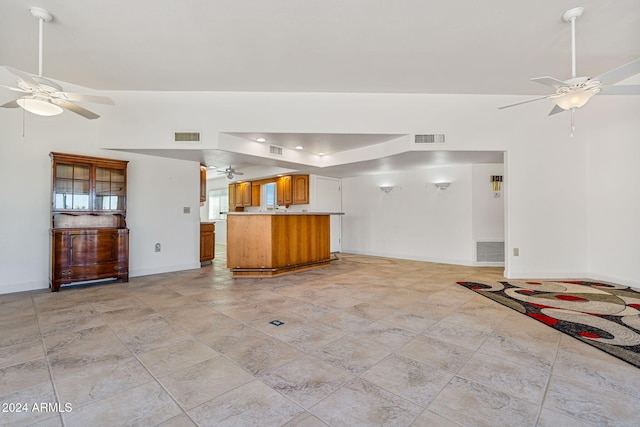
174, 132, 201, 143
269, 145, 284, 156
475, 240, 505, 264
415, 134, 445, 144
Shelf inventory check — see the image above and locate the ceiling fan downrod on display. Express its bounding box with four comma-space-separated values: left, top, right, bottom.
562, 7, 583, 79
29, 7, 54, 78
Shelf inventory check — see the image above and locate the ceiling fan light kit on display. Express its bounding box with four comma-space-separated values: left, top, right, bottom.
16, 97, 63, 116
1, 7, 114, 119
499, 6, 640, 136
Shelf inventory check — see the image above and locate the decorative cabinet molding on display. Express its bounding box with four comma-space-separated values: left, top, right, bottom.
277, 175, 292, 206
292, 175, 309, 204
49, 152, 129, 292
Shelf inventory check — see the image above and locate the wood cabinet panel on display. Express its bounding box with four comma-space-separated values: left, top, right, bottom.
227, 215, 273, 268
227, 214, 330, 277
200, 165, 207, 205
50, 229, 129, 292
277, 176, 293, 206
292, 175, 309, 204
228, 183, 236, 209
277, 175, 308, 206
49, 152, 129, 292
240, 182, 252, 206
200, 223, 215, 263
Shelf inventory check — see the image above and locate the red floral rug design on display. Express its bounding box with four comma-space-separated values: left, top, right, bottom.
457, 280, 640, 368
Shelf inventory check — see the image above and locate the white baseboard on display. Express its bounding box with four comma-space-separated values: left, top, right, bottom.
340, 249, 473, 266
130, 263, 201, 278
0, 280, 49, 295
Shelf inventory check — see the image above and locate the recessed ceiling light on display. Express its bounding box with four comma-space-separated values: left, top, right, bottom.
256, 137, 266, 142
295, 146, 304, 150
318, 152, 325, 156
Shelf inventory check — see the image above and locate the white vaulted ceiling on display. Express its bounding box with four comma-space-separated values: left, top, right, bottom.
1, 0, 638, 94
1, 1, 638, 176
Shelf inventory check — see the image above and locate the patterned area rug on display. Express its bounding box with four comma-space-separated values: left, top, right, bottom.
457, 280, 640, 368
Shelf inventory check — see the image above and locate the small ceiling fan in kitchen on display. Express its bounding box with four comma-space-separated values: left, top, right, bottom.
1, 7, 114, 119
499, 6, 640, 136
216, 165, 244, 179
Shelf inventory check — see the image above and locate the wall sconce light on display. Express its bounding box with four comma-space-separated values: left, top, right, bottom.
434, 182, 450, 190
491, 175, 503, 198
380, 186, 394, 193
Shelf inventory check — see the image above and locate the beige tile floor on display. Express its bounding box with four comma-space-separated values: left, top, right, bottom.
1, 246, 640, 426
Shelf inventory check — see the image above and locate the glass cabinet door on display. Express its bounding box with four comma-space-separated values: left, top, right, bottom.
54, 163, 90, 210
95, 167, 125, 211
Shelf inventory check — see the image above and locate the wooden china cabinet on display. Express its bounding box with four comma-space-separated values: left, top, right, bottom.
49, 152, 129, 292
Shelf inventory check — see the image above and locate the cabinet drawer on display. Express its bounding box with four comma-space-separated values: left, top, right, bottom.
55, 263, 127, 281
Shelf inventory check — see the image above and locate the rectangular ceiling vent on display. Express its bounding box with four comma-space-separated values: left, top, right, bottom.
476, 241, 505, 264
174, 132, 201, 143
269, 145, 284, 156
415, 134, 445, 144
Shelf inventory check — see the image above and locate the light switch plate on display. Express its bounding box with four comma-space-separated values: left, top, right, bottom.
183, 207, 191, 214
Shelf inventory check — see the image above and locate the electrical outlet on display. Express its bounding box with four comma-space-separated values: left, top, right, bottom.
513, 247, 519, 256
155, 243, 161, 252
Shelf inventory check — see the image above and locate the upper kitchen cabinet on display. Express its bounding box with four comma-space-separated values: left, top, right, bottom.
277, 175, 292, 206
200, 165, 207, 205
292, 175, 309, 204
278, 175, 309, 206
229, 182, 260, 209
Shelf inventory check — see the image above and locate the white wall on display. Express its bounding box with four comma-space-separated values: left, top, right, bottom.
342, 165, 481, 265
472, 163, 505, 243
2, 89, 638, 293
585, 96, 640, 287
0, 112, 200, 294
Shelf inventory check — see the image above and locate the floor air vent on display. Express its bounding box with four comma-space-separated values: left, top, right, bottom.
269, 145, 283, 156
476, 241, 505, 263
415, 134, 445, 144
174, 132, 201, 143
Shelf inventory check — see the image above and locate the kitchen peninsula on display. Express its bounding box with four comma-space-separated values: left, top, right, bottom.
226, 212, 342, 278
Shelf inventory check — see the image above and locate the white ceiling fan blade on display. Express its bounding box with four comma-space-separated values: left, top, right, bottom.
498, 95, 551, 110
598, 85, 640, 95
4, 66, 40, 87
530, 76, 567, 88
55, 100, 100, 120
52, 92, 115, 105
1, 99, 21, 108
592, 58, 640, 86
234, 171, 244, 175
548, 105, 566, 116
1, 85, 30, 93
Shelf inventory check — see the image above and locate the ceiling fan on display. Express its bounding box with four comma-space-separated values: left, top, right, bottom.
499, 6, 640, 132
1, 7, 114, 119
216, 165, 244, 179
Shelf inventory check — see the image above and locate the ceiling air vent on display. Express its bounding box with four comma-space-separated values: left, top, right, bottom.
269, 145, 283, 156
415, 134, 445, 144
174, 132, 201, 143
